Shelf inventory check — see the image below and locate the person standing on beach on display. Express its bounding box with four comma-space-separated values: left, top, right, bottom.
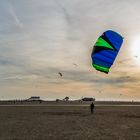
90, 102, 94, 114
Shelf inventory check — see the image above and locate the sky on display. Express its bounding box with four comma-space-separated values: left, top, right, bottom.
0, 0, 140, 101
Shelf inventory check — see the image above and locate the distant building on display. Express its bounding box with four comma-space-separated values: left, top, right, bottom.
27, 96, 40, 101
82, 97, 95, 102
56, 99, 61, 102
63, 97, 69, 101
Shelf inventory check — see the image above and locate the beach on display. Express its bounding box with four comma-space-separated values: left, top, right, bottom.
0, 105, 140, 140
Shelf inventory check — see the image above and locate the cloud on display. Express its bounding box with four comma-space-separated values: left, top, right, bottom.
8, 3, 23, 28
0, 0, 140, 100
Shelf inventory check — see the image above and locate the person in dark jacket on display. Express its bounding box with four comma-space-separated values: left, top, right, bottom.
90, 102, 95, 114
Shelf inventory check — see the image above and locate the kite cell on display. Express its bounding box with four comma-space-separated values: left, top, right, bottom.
91, 30, 123, 73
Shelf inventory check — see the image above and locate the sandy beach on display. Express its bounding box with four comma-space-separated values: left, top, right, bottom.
0, 105, 140, 140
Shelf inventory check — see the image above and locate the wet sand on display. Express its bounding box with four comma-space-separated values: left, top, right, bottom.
0, 106, 140, 140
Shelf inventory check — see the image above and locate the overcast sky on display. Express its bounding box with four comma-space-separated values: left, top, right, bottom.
0, 0, 140, 101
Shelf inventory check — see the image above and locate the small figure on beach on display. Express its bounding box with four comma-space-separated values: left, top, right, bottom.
90, 102, 95, 114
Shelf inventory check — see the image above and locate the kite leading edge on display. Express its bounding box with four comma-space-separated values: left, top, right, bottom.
91, 30, 123, 73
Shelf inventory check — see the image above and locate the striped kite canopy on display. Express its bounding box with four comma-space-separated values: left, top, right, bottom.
91, 30, 123, 73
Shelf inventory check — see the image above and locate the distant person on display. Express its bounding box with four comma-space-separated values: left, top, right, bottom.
39, 100, 42, 104
90, 102, 95, 114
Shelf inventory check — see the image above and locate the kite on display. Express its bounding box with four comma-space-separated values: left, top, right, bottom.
58, 72, 63, 77
73, 63, 78, 66
91, 30, 123, 73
